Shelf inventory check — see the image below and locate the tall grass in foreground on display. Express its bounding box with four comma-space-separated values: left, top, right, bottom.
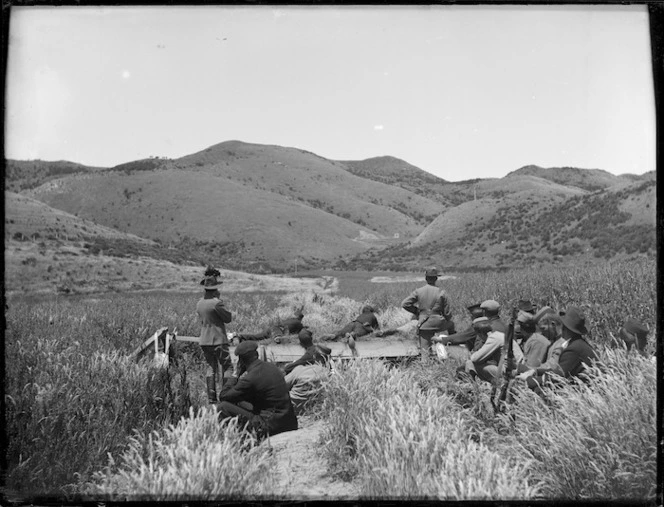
83, 408, 276, 501
502, 348, 657, 500
319, 360, 542, 500
3, 291, 281, 499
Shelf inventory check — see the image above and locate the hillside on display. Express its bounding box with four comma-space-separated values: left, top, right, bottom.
507, 165, 636, 192
341, 176, 656, 271
6, 141, 657, 276
4, 193, 334, 295
4, 159, 107, 192
19, 141, 447, 269
339, 156, 451, 205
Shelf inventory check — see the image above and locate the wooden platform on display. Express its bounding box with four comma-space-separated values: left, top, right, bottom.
173, 334, 420, 363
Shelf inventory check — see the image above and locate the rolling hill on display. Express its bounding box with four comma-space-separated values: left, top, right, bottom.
5, 140, 657, 285
19, 141, 448, 269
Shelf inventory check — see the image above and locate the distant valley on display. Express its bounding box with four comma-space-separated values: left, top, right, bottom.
4, 140, 656, 294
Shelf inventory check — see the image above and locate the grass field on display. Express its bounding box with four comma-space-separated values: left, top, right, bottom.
3, 258, 657, 501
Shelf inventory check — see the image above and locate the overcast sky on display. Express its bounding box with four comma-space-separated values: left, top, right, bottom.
5, 5, 655, 181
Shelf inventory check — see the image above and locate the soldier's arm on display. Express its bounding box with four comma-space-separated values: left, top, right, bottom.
470, 333, 500, 363
218, 374, 253, 403
214, 300, 232, 323
439, 292, 452, 321
401, 291, 419, 315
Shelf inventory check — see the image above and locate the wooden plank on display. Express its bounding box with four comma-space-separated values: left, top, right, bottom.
170, 335, 420, 362
130, 327, 169, 360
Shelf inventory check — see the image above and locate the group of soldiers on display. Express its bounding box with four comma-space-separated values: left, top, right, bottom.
195, 266, 652, 439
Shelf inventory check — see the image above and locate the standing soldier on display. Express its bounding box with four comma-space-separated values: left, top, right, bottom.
196, 267, 233, 404
401, 267, 453, 355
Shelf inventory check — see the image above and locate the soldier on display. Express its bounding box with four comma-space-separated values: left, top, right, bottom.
285, 362, 329, 415
514, 311, 550, 369
217, 341, 298, 438
433, 302, 484, 360
518, 306, 597, 391
516, 308, 566, 387
283, 329, 332, 375
196, 268, 233, 404
321, 305, 380, 341
236, 312, 305, 343
619, 318, 650, 355
556, 306, 598, 379
480, 299, 507, 334
401, 267, 453, 355
517, 299, 537, 315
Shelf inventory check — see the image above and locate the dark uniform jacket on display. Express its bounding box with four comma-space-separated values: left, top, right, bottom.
283, 345, 330, 375
557, 337, 598, 379
278, 317, 304, 335
444, 325, 477, 349
219, 359, 297, 435
355, 311, 379, 332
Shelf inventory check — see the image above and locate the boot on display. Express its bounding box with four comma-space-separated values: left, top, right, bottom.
206, 375, 217, 403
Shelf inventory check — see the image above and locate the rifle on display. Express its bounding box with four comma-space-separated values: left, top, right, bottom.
496, 306, 519, 411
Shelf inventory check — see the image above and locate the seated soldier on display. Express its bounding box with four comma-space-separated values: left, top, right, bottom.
555, 306, 598, 379
283, 329, 332, 375
519, 306, 598, 393
480, 299, 508, 334
514, 311, 550, 369
433, 302, 484, 360
516, 307, 565, 384
517, 299, 538, 315
321, 305, 380, 341
285, 363, 330, 414
619, 317, 650, 356
460, 318, 502, 383
236, 312, 304, 342
217, 341, 298, 438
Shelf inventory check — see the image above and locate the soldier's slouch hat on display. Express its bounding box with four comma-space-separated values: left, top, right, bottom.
560, 306, 589, 336
235, 340, 258, 357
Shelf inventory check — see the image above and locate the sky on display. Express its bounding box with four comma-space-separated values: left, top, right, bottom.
5, 5, 656, 181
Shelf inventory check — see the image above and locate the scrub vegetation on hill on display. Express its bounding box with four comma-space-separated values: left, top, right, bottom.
5, 140, 656, 272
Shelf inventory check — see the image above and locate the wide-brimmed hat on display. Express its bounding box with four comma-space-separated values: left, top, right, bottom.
425, 267, 439, 278
235, 340, 258, 357
560, 306, 589, 335
518, 299, 537, 314
200, 274, 223, 290
480, 300, 500, 312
